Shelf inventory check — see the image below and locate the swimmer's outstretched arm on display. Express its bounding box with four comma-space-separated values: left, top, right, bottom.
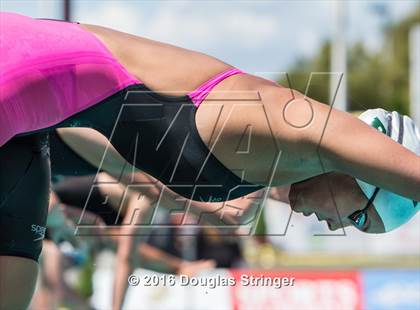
262, 86, 420, 201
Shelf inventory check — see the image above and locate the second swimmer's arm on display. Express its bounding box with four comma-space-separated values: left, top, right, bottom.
112, 232, 135, 310
138, 243, 184, 273
112, 195, 152, 310
263, 86, 420, 201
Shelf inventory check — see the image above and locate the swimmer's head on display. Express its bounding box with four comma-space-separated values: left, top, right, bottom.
354, 109, 419, 233
288, 109, 419, 233
289, 172, 386, 233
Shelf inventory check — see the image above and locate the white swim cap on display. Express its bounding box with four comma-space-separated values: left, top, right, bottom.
356, 108, 419, 232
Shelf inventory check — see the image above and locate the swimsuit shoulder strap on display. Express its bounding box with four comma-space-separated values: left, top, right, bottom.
188, 68, 243, 108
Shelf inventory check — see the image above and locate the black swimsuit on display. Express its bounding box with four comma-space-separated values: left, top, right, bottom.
53, 83, 264, 203
0, 82, 264, 261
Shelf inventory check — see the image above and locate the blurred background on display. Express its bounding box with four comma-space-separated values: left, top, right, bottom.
1, 1, 419, 309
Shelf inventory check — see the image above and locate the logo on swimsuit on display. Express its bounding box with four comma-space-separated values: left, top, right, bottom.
31, 224, 46, 242
199, 196, 223, 203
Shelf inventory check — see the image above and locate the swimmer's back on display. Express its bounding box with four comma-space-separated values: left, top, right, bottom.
0, 12, 240, 147
77, 23, 234, 96
0, 12, 139, 146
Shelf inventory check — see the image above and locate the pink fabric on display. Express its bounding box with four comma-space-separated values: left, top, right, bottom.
188, 68, 243, 107
0, 12, 140, 147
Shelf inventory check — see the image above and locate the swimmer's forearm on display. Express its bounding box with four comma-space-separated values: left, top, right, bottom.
112, 255, 132, 310
154, 187, 228, 225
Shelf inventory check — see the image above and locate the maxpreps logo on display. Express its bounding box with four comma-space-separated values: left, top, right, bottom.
31, 224, 46, 242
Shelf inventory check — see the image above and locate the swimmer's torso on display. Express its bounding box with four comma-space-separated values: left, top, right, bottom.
0, 13, 269, 201
0, 13, 318, 201
78, 23, 285, 184
77, 24, 308, 186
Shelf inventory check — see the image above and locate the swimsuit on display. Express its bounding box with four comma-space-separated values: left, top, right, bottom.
0, 13, 263, 261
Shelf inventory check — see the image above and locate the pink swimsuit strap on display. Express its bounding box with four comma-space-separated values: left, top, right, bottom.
188, 68, 243, 108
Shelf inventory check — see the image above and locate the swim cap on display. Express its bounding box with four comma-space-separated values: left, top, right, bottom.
356, 108, 419, 232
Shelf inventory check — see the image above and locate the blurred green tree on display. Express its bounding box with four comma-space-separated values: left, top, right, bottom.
279, 7, 420, 115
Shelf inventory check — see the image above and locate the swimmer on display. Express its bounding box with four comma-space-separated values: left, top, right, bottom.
50, 122, 419, 235
0, 12, 419, 308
